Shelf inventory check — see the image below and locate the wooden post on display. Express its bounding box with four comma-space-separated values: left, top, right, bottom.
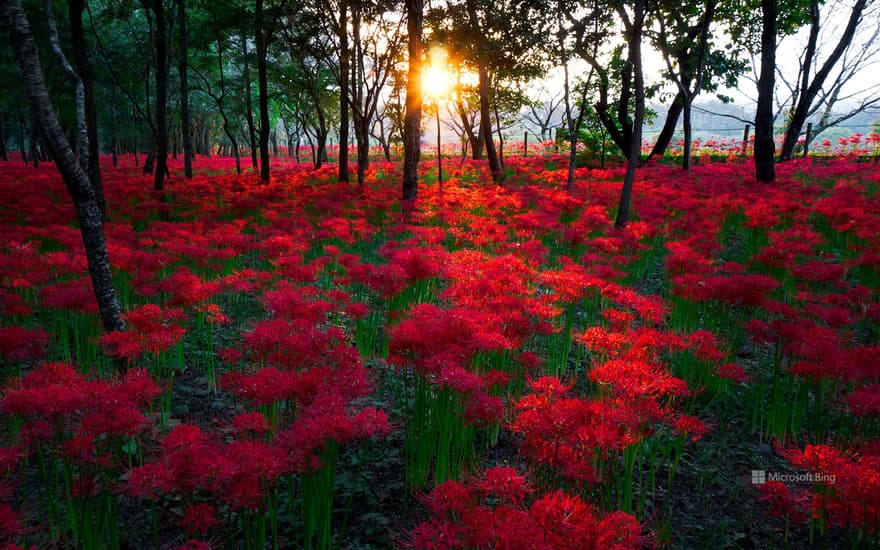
742, 124, 751, 156
523, 131, 528, 157
803, 122, 812, 158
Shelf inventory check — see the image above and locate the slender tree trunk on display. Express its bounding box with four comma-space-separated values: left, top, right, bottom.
402, 0, 423, 200
682, 96, 693, 169
240, 31, 258, 170
255, 0, 271, 182
30, 122, 39, 167
153, 0, 169, 191
177, 0, 192, 177
3, 0, 125, 333
755, 0, 776, 182
477, 61, 502, 182
18, 112, 27, 163
614, 0, 646, 229
648, 91, 684, 160
337, 0, 350, 183
68, 0, 104, 215
0, 111, 7, 161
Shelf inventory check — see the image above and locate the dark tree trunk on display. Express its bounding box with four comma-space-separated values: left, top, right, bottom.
18, 112, 27, 163
110, 99, 119, 167
240, 31, 258, 170
3, 0, 125, 333
337, 0, 350, 183
153, 0, 169, 191
647, 91, 684, 160
614, 0, 646, 229
0, 112, 7, 161
754, 0, 776, 182
177, 0, 192, 177
68, 0, 106, 218
30, 123, 39, 167
682, 97, 693, 169
779, 0, 867, 161
255, 0, 270, 182
402, 0, 423, 200
477, 61, 502, 182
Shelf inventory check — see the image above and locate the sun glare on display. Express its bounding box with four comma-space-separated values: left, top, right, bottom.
423, 47, 451, 99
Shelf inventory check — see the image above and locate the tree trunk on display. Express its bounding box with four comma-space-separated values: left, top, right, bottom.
682, 96, 693, 170
647, 91, 684, 160
402, 0, 423, 200
337, 0, 350, 183
153, 0, 169, 191
67, 0, 106, 219
30, 122, 39, 167
0, 112, 7, 161
477, 61, 502, 182
177, 0, 192, 177
3, 0, 125, 333
255, 0, 271, 182
240, 31, 258, 170
754, 0, 776, 182
614, 0, 646, 229
18, 112, 27, 163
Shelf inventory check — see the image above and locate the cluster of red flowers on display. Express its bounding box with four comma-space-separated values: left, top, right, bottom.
412, 466, 645, 549
100, 304, 187, 360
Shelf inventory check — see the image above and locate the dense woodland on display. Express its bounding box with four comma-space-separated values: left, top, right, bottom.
1, 0, 880, 549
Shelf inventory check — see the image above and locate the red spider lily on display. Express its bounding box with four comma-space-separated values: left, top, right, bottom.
0, 326, 50, 363
40, 277, 99, 314
848, 385, 880, 417
100, 304, 186, 360
756, 481, 809, 523
672, 415, 709, 441
412, 469, 644, 549
181, 503, 218, 536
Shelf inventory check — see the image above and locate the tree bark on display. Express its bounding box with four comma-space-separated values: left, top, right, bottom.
153, 0, 169, 191
177, 0, 192, 177
240, 31, 258, 170
0, 112, 7, 161
614, 0, 646, 229
3, 0, 125, 333
255, 0, 271, 182
402, 0, 423, 200
647, 91, 684, 160
754, 0, 776, 182
337, 0, 351, 183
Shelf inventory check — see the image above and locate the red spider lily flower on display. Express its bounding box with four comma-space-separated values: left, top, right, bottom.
463, 393, 504, 426
717, 363, 750, 385
756, 481, 809, 523
589, 360, 689, 400
596, 510, 649, 549
231, 412, 269, 437
181, 503, 218, 536
101, 304, 186, 360
421, 479, 473, 517
0, 326, 50, 363
0, 504, 24, 538
848, 385, 880, 417
473, 466, 530, 503
177, 540, 211, 550
411, 518, 462, 550
672, 415, 709, 441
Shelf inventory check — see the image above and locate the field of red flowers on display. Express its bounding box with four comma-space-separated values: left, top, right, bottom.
1, 149, 879, 549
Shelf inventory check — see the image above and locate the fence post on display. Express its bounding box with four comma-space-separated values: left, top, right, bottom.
742, 124, 751, 157
803, 123, 813, 158
524, 131, 528, 157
